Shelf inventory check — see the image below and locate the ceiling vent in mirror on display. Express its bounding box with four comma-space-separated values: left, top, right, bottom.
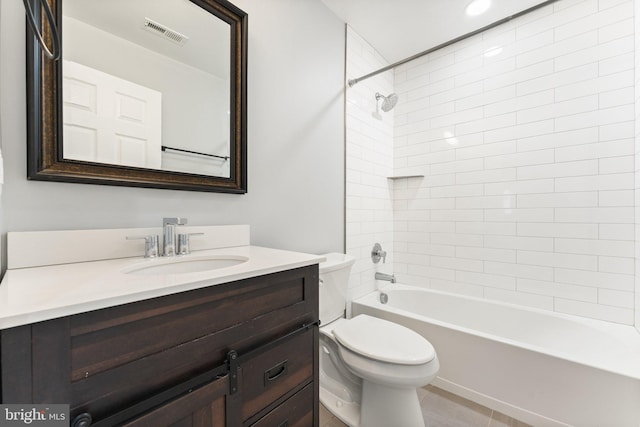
143, 18, 189, 46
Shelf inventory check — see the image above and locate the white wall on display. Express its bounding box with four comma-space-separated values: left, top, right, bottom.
0, 0, 345, 269
635, 0, 640, 333
345, 27, 395, 302
393, 0, 635, 325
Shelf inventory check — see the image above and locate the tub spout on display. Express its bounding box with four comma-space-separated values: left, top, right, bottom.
375, 272, 396, 283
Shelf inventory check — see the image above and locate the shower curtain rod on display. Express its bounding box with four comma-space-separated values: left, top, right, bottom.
347, 0, 559, 88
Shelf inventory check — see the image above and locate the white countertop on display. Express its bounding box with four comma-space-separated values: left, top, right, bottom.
0, 245, 323, 330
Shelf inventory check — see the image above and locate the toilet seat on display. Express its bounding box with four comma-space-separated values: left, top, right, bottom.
330, 315, 440, 388
337, 341, 440, 388
332, 314, 435, 365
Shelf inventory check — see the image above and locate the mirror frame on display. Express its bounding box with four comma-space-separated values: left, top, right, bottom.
26, 0, 247, 193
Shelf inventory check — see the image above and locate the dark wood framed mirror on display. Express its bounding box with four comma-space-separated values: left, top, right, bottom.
27, 0, 247, 193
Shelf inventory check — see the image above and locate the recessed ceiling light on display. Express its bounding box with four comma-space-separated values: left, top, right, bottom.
465, 0, 492, 16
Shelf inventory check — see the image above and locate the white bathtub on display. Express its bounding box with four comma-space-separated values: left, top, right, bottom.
352, 284, 640, 427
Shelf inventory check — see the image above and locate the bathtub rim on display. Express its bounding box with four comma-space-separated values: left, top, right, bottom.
353, 283, 640, 381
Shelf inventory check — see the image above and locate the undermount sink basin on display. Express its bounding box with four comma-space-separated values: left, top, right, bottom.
124, 255, 249, 275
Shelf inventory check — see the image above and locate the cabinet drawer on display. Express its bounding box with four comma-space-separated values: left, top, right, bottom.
249, 384, 314, 427
240, 327, 314, 421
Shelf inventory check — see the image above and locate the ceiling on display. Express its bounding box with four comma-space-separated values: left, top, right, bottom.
63, 0, 230, 78
320, 0, 550, 64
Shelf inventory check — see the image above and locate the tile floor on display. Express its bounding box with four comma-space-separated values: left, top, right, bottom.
320, 385, 531, 427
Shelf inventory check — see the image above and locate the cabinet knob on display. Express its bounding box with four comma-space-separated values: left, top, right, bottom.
71, 413, 92, 427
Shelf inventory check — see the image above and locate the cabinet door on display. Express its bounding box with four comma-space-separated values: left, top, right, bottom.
121, 375, 227, 427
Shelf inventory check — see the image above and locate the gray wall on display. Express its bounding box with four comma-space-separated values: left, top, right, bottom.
0, 0, 345, 270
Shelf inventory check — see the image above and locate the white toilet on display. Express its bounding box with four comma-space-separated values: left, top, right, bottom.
319, 253, 439, 427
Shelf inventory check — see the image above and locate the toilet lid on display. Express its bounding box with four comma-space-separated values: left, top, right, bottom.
332, 314, 435, 365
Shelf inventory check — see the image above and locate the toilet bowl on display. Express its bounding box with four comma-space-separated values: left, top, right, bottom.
319, 253, 439, 427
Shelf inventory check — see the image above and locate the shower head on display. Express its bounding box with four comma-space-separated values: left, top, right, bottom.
375, 92, 398, 112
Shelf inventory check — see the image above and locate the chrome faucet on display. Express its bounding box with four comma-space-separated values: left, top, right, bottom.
375, 272, 396, 283
162, 217, 187, 256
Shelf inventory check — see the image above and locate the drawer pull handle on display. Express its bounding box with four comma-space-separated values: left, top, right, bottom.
264, 360, 288, 385
277, 421, 288, 427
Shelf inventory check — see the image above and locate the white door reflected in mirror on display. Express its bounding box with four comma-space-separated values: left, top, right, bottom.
63, 60, 162, 169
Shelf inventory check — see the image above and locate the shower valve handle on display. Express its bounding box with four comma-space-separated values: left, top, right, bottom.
371, 243, 387, 264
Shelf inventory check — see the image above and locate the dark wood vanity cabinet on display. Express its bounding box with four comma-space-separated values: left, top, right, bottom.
0, 264, 319, 427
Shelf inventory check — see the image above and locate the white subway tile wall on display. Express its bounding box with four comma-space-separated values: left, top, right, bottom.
346, 27, 395, 303
391, 0, 635, 324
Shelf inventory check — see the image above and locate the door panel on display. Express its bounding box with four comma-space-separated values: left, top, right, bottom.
62, 60, 162, 168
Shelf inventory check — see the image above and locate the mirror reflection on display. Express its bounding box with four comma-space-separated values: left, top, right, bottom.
62, 0, 232, 178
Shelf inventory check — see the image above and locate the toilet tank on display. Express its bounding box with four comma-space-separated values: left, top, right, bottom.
319, 253, 356, 325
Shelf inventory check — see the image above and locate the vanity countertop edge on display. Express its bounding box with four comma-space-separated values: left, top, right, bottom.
0, 245, 324, 330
